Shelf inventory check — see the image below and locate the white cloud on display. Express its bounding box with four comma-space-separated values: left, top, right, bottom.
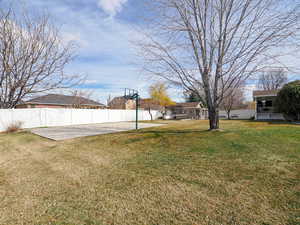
98, 0, 128, 17
61, 32, 88, 48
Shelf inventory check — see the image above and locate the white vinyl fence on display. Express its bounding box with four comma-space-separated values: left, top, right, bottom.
0, 108, 161, 132
219, 109, 255, 120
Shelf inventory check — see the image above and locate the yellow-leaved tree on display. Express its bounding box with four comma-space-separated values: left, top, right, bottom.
149, 82, 175, 116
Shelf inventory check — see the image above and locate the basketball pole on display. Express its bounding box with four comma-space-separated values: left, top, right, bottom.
124, 88, 139, 130
135, 95, 138, 130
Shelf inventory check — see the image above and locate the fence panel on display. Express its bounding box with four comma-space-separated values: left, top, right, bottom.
219, 109, 255, 119
0, 108, 159, 132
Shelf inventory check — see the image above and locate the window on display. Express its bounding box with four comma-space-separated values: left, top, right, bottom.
265, 100, 273, 107
257, 101, 263, 107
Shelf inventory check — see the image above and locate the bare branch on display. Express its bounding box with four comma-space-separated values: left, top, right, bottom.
257, 68, 288, 90
0, 7, 81, 108
135, 0, 300, 129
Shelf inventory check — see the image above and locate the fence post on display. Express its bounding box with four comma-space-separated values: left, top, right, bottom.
44, 109, 47, 127
39, 109, 42, 127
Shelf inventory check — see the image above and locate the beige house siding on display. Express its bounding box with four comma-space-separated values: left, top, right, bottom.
108, 97, 136, 110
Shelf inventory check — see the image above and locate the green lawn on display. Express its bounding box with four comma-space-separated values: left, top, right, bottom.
0, 120, 299, 225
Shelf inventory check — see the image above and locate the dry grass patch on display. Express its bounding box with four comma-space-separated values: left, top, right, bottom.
4, 121, 23, 133
0, 120, 299, 225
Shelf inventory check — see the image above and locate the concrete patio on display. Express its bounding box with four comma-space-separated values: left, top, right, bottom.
30, 122, 164, 141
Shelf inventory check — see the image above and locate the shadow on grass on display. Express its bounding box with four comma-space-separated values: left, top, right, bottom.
122, 128, 227, 145
245, 119, 299, 125
267, 121, 300, 125
132, 129, 212, 135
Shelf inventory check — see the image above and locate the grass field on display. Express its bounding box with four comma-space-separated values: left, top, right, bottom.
0, 120, 299, 225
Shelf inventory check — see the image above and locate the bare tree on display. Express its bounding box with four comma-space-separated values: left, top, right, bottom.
220, 86, 244, 119
257, 69, 288, 90
136, 0, 300, 130
0, 8, 80, 109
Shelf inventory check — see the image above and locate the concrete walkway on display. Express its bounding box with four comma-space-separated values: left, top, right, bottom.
30, 122, 164, 141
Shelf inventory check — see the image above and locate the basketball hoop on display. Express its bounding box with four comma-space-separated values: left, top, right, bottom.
124, 88, 139, 100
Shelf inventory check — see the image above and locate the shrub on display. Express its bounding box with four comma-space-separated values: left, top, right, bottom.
5, 121, 23, 133
275, 80, 300, 121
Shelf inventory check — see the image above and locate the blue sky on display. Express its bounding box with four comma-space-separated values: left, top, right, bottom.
1, 0, 168, 104
1, 0, 299, 103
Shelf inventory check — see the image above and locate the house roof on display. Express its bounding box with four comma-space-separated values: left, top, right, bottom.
108, 96, 127, 107
25, 94, 105, 106
108, 96, 137, 109
139, 98, 162, 110
109, 96, 127, 103
253, 90, 279, 98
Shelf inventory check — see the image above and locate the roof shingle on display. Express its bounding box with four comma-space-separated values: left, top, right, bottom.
26, 94, 104, 106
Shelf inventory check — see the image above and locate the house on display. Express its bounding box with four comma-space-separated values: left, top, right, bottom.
167, 102, 208, 120
108, 96, 136, 110
138, 98, 162, 111
219, 101, 256, 119
253, 90, 284, 120
16, 94, 106, 109
108, 97, 162, 111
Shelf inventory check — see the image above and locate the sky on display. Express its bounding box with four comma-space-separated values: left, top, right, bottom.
1, 0, 299, 104
1, 0, 167, 104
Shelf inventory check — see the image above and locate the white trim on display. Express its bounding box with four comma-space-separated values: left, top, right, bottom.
253, 94, 277, 98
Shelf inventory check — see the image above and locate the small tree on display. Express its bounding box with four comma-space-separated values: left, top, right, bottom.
257, 69, 288, 90
149, 82, 174, 116
220, 87, 244, 119
275, 80, 300, 121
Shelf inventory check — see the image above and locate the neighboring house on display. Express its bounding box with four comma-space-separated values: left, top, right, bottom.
219, 102, 256, 119
16, 94, 106, 109
253, 90, 284, 120
108, 96, 136, 110
167, 102, 208, 120
138, 98, 163, 120
108, 97, 162, 111
138, 98, 162, 111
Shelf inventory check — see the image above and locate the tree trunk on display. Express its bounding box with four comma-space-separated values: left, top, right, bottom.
148, 108, 153, 121
208, 108, 219, 130
162, 107, 167, 118
227, 110, 231, 120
